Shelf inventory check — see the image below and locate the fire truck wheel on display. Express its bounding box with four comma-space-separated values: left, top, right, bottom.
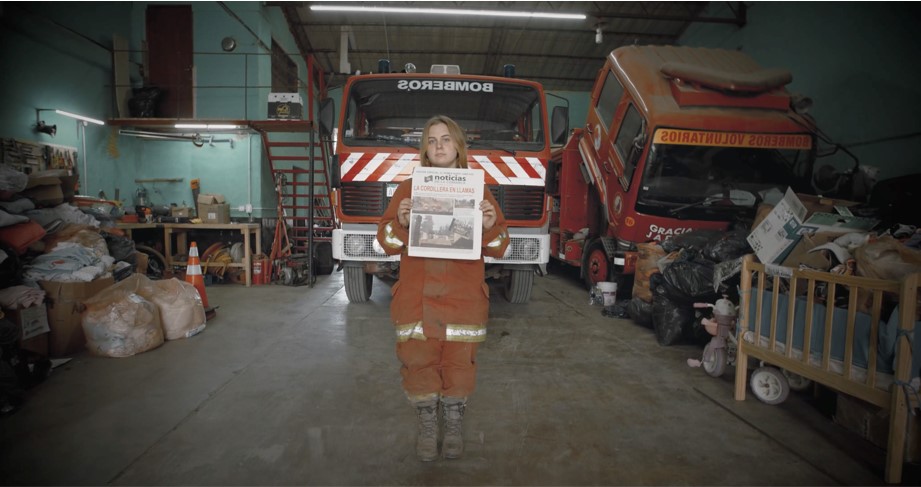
344, 263, 372, 302
504, 268, 534, 304
582, 240, 611, 290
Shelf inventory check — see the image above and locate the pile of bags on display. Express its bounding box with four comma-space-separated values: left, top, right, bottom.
82, 274, 206, 358
626, 228, 752, 346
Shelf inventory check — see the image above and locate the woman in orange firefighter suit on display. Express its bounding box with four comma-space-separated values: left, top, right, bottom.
376, 115, 509, 461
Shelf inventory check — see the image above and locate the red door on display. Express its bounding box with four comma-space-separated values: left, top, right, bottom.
146, 5, 193, 118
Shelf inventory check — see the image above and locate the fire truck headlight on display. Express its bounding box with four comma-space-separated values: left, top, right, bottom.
371, 237, 384, 255
517, 238, 541, 261
344, 234, 365, 257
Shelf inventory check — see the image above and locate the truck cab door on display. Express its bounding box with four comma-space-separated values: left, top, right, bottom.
583, 69, 628, 227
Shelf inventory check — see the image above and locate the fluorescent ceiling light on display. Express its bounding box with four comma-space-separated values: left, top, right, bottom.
310, 5, 586, 20
174, 124, 241, 130
55, 109, 105, 125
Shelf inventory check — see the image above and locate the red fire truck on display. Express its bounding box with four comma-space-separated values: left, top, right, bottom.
319, 64, 567, 303
549, 45, 818, 291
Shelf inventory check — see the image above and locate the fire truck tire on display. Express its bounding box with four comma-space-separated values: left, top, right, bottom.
504, 268, 534, 304
582, 240, 611, 290
344, 264, 372, 302
313, 242, 334, 275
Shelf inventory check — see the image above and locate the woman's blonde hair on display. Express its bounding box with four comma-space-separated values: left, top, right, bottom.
419, 115, 468, 168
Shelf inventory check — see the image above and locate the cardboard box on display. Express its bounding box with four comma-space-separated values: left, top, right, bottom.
197, 194, 230, 224
267, 93, 303, 120
38, 277, 115, 357
3, 305, 50, 356
747, 188, 808, 265
747, 189, 879, 265
835, 392, 921, 462
170, 206, 191, 218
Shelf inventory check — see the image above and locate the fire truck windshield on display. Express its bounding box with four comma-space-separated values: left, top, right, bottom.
341, 78, 546, 152
636, 140, 814, 219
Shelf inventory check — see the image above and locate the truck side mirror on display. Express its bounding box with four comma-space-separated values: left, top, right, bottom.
318, 98, 335, 137
329, 155, 341, 188
551, 106, 569, 145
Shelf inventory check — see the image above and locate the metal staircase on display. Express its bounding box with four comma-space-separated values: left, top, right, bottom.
251, 120, 336, 284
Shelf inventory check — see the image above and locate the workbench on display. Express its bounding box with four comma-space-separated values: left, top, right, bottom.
115, 222, 262, 287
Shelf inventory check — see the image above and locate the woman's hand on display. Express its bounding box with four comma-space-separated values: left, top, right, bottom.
397, 198, 412, 227
480, 200, 497, 230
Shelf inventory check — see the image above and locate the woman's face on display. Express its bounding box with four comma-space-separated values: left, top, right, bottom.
425, 123, 458, 168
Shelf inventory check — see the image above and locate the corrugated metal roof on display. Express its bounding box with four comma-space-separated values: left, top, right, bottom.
282, 1, 742, 92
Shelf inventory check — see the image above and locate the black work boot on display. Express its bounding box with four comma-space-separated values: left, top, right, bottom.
412, 398, 439, 461
442, 396, 466, 459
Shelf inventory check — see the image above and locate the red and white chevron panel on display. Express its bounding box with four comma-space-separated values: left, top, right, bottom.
339, 152, 546, 186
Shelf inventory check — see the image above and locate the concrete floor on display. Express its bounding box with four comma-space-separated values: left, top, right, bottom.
0, 264, 898, 485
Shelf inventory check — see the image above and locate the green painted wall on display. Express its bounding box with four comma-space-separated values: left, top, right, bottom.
680, 1, 921, 182
5, 1, 915, 221
0, 1, 308, 219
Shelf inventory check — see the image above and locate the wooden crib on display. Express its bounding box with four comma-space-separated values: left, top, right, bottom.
735, 254, 920, 483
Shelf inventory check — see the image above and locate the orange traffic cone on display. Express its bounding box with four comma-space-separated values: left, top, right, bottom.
185, 242, 213, 315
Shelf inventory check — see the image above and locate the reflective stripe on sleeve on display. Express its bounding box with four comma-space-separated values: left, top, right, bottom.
382, 222, 405, 249
486, 229, 509, 248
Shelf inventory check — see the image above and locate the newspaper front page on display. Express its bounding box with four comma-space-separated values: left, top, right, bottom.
408, 167, 484, 260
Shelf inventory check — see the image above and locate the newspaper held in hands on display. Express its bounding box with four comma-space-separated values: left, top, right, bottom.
408, 167, 484, 260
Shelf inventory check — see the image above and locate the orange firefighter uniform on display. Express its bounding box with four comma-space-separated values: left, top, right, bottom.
377, 178, 509, 400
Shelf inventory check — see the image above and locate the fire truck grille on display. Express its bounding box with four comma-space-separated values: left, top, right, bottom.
489, 186, 545, 221
340, 183, 545, 221
340, 183, 387, 217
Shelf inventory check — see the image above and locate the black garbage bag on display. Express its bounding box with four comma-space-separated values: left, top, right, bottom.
661, 256, 719, 305
128, 87, 164, 118
602, 301, 630, 319
703, 228, 752, 262
105, 234, 137, 262
626, 297, 654, 328
661, 229, 724, 254
652, 290, 694, 346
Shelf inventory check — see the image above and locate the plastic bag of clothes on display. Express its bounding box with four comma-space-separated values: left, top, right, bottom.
81, 275, 163, 357
632, 242, 665, 303
148, 278, 206, 340
0, 164, 28, 193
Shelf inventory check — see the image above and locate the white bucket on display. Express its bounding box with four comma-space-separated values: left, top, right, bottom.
597, 281, 617, 307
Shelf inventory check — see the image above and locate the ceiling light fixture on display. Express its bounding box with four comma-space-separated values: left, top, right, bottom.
310, 4, 586, 20
174, 123, 241, 130
38, 109, 105, 126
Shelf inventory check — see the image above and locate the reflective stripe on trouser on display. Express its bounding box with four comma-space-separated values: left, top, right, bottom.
396, 339, 479, 398
395, 322, 486, 343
